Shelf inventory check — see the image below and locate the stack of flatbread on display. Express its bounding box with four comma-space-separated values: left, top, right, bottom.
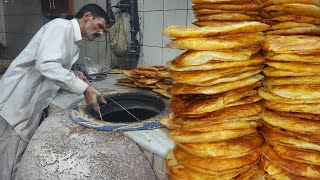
258, 0, 320, 179
115, 66, 173, 98
161, 0, 270, 179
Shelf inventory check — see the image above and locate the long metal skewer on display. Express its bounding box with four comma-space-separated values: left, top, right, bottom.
105, 96, 141, 121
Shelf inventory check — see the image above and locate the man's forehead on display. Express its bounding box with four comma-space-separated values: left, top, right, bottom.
95, 17, 107, 28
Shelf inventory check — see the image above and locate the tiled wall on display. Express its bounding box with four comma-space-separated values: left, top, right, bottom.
3, 0, 44, 59
2, 0, 195, 69
0, 0, 6, 48
139, 0, 195, 67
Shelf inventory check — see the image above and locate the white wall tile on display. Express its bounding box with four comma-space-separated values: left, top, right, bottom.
85, 0, 97, 5
163, 10, 187, 46
74, 0, 85, 13
187, 9, 196, 26
142, 11, 163, 47
164, 0, 187, 10
96, 0, 107, 10
144, 0, 163, 11
141, 46, 162, 66
137, 0, 144, 11
188, 0, 193, 9
162, 47, 184, 65
0, 0, 3, 15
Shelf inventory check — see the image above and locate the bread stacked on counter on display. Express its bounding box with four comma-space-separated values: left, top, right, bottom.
115, 66, 174, 98
258, 0, 320, 179
161, 0, 270, 178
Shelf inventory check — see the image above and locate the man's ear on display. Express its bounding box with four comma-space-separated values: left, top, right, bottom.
83, 11, 92, 22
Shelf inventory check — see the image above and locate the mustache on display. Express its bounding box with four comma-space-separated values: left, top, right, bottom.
93, 33, 100, 37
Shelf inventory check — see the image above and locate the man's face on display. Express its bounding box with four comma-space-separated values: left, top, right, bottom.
83, 13, 107, 41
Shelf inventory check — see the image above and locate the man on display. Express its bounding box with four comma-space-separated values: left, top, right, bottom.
0, 4, 110, 180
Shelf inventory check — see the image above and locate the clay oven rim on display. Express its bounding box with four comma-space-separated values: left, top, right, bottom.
68, 89, 170, 131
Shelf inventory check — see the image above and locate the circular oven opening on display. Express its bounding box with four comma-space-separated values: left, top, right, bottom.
86, 92, 166, 123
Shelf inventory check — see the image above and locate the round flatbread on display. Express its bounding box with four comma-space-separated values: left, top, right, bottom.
176, 133, 264, 159
260, 156, 310, 180
263, 100, 320, 115
264, 52, 320, 63
172, 46, 260, 66
269, 84, 320, 99
169, 128, 257, 143
171, 74, 264, 95
163, 22, 269, 38
261, 144, 320, 179
262, 35, 320, 54
167, 33, 264, 51
262, 109, 320, 135
166, 151, 239, 180
174, 146, 260, 175
258, 86, 320, 103
261, 126, 320, 151
273, 143, 320, 166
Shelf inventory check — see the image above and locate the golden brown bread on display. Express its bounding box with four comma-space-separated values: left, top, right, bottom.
174, 146, 260, 175
263, 100, 320, 115
269, 84, 320, 99
258, 86, 320, 103
162, 115, 262, 132
263, 67, 320, 77
272, 143, 320, 166
263, 0, 320, 7
270, 22, 315, 30
263, 76, 320, 85
170, 86, 261, 116
261, 126, 320, 152
262, 109, 320, 135
266, 26, 320, 35
263, 4, 320, 18
193, 3, 261, 11
234, 165, 259, 180
270, 15, 320, 25
276, 111, 320, 121
195, 13, 262, 21
170, 66, 262, 84
172, 47, 260, 66
166, 151, 239, 180
192, 0, 260, 4
260, 156, 310, 180
262, 35, 320, 54
171, 74, 264, 95
167, 33, 264, 51
163, 22, 269, 38
176, 133, 264, 159
264, 52, 320, 63
169, 128, 257, 143
266, 61, 320, 73
264, 123, 320, 144
194, 9, 259, 15
168, 54, 265, 71
193, 20, 253, 27
261, 143, 320, 179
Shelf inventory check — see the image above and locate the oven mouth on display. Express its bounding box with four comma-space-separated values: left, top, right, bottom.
85, 92, 166, 123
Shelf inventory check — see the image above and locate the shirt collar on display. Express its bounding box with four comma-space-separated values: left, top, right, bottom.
71, 18, 82, 42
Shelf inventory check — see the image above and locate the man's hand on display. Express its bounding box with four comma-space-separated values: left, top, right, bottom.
84, 86, 107, 112
74, 70, 89, 83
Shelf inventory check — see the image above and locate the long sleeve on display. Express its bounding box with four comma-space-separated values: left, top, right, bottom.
35, 21, 88, 95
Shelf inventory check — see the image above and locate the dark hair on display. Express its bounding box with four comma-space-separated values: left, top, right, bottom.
75, 4, 107, 22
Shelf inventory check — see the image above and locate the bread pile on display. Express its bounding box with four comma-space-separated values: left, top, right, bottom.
161, 0, 270, 179
115, 66, 174, 98
258, 0, 320, 178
